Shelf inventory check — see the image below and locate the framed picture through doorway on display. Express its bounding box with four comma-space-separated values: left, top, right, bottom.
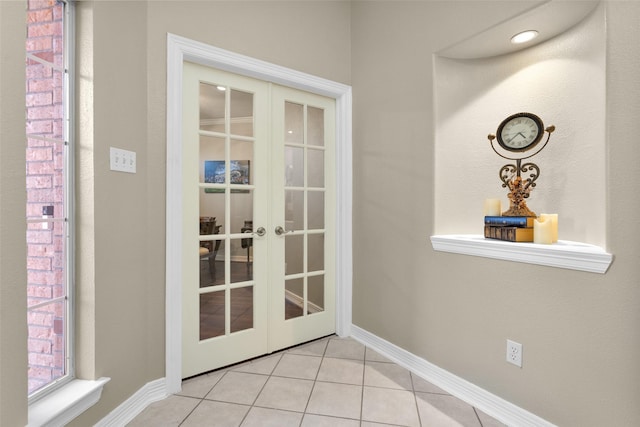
204, 160, 250, 193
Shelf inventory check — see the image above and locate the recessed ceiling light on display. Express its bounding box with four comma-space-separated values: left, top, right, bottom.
216, 85, 226, 91
511, 30, 539, 44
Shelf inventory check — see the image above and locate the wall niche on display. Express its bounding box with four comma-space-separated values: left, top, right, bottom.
431, 2, 612, 272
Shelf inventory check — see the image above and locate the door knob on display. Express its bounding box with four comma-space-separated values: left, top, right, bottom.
274, 226, 290, 236
254, 227, 266, 237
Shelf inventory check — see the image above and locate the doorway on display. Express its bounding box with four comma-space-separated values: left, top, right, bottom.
166, 34, 352, 392
182, 63, 336, 377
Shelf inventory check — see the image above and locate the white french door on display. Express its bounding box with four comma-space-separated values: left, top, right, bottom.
268, 85, 336, 351
181, 61, 336, 378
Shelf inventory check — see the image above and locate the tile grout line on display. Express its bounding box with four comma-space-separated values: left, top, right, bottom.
359, 346, 368, 424
410, 371, 423, 427
473, 407, 485, 427
191, 340, 429, 427
178, 370, 229, 426
245, 351, 284, 424
199, 351, 284, 426
147, 336, 494, 427
178, 336, 491, 427
297, 337, 331, 426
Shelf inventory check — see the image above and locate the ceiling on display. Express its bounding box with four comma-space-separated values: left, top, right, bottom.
437, 0, 599, 59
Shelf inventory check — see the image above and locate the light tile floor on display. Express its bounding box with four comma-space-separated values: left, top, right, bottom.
127, 336, 506, 427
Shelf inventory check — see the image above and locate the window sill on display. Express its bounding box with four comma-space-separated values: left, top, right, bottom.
28, 377, 110, 427
430, 234, 613, 274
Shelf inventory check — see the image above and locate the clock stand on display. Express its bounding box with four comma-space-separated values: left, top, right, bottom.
487, 113, 555, 217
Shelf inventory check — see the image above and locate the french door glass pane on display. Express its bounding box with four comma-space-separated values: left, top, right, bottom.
199, 82, 225, 133
199, 237, 223, 289
285, 190, 304, 230
230, 187, 253, 281
230, 286, 253, 332
284, 102, 304, 143
285, 278, 304, 320
282, 97, 327, 320
200, 291, 225, 340
230, 140, 254, 179
307, 148, 324, 188
308, 275, 325, 313
200, 135, 225, 191
307, 106, 324, 147
285, 146, 304, 187
230, 89, 254, 137
307, 191, 324, 230
229, 241, 252, 285
198, 77, 255, 342
285, 234, 304, 275
307, 233, 324, 272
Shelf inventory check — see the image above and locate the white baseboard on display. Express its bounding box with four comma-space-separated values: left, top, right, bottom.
97, 327, 554, 427
350, 325, 556, 427
95, 378, 167, 427
285, 289, 322, 314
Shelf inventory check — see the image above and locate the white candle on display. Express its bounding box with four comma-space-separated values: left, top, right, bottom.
483, 198, 502, 216
539, 213, 558, 243
534, 216, 553, 244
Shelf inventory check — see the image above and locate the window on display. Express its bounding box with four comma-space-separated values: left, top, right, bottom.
26, 0, 74, 399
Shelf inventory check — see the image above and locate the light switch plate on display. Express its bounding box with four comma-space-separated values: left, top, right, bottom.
110, 147, 136, 173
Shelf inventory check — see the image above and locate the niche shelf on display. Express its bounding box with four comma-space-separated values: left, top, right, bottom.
430, 234, 612, 274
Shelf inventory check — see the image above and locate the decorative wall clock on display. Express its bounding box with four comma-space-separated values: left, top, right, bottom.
487, 113, 555, 217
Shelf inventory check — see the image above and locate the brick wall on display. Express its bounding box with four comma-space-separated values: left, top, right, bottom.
26, 0, 66, 395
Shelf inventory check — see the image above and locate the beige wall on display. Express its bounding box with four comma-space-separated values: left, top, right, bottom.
0, 1, 638, 426
0, 1, 28, 425
72, 1, 352, 426
352, 1, 640, 426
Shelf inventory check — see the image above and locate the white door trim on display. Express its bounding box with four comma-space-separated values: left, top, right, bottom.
166, 33, 352, 394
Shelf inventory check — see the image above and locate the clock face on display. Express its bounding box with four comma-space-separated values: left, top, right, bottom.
496, 112, 544, 152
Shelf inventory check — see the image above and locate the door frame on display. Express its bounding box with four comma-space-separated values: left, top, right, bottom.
165, 33, 352, 394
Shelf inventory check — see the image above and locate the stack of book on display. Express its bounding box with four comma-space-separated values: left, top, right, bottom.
484, 216, 534, 242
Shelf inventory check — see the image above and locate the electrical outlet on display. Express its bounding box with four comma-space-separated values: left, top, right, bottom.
506, 339, 523, 367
